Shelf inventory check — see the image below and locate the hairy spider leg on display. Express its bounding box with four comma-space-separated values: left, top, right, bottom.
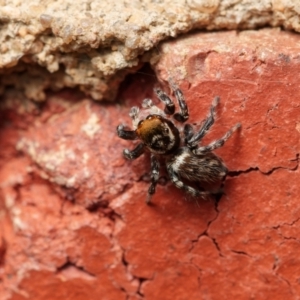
141, 98, 165, 116
123, 143, 145, 160
169, 79, 189, 122
154, 88, 175, 115
146, 154, 160, 204
167, 166, 212, 199
187, 96, 220, 148
129, 106, 140, 129
117, 124, 137, 140
141, 98, 154, 109
193, 123, 241, 155
183, 123, 194, 144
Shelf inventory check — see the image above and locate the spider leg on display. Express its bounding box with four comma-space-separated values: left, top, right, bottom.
187, 96, 219, 148
142, 98, 154, 109
183, 124, 194, 144
129, 106, 140, 128
146, 154, 160, 204
117, 124, 137, 140
142, 98, 165, 116
123, 143, 145, 160
193, 123, 241, 155
169, 79, 189, 122
154, 88, 175, 115
167, 166, 212, 199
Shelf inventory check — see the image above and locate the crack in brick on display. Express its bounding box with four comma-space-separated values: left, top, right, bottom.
193, 187, 228, 257
190, 231, 224, 258
56, 258, 96, 279
0, 237, 7, 267
271, 248, 295, 296
244, 121, 264, 130
272, 216, 300, 230
275, 272, 293, 294
262, 154, 299, 175
210, 236, 224, 258
205, 203, 224, 257
274, 227, 300, 242
228, 153, 299, 177
271, 215, 300, 241
230, 249, 252, 258
189, 203, 219, 253
181, 261, 203, 290
120, 246, 152, 298
189, 191, 223, 256
272, 255, 279, 271
105, 201, 152, 299
228, 167, 259, 177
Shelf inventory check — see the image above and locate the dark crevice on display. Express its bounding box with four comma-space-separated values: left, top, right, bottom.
59, 187, 79, 215
189, 210, 219, 252
106, 243, 131, 299
228, 167, 259, 177
120, 247, 151, 298
192, 263, 203, 286
182, 261, 203, 290
244, 121, 264, 129
213, 191, 222, 213
272, 255, 279, 270
188, 175, 231, 256
192, 232, 224, 258
281, 235, 298, 241
272, 216, 300, 230
277, 273, 292, 289
228, 153, 299, 177
107, 206, 125, 223
202, 199, 224, 257
121, 251, 128, 267
62, 187, 78, 203
85, 184, 132, 222
272, 254, 294, 295
118, 286, 129, 300
231, 249, 252, 258
86, 199, 110, 213
262, 156, 299, 175
189, 192, 222, 254
0, 237, 7, 267
136, 278, 148, 297
275, 227, 300, 241
120, 252, 136, 297
12, 183, 22, 203
210, 237, 224, 257
56, 259, 96, 278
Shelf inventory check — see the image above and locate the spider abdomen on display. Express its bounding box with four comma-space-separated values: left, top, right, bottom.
167, 147, 228, 183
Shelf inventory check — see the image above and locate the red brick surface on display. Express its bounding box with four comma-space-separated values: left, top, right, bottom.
0, 29, 300, 299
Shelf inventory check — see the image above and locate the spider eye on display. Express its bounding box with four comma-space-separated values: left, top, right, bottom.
146, 116, 152, 120
138, 120, 144, 126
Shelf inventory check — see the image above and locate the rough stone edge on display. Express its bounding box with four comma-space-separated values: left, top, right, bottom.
1, 0, 300, 101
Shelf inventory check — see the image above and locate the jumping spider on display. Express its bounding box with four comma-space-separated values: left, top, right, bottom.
117, 81, 241, 204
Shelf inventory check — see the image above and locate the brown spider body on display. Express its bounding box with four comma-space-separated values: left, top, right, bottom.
117, 83, 240, 204
136, 115, 180, 155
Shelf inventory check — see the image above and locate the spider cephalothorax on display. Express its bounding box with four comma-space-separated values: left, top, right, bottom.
117, 81, 241, 204
136, 115, 180, 154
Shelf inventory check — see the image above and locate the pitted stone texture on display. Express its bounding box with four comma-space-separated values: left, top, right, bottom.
0, 29, 300, 299
15, 92, 140, 208
1, 1, 300, 101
